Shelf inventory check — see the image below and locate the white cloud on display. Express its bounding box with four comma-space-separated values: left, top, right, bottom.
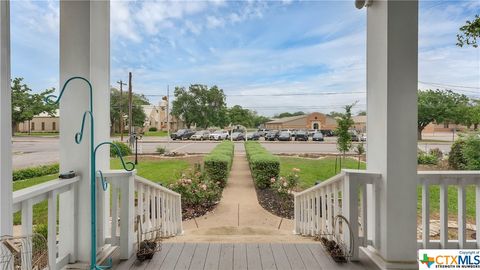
111, 1, 141, 42
206, 16, 225, 29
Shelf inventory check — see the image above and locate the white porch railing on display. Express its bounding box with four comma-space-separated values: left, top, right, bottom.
100, 171, 182, 260
418, 171, 480, 250
12, 177, 80, 270
294, 170, 381, 261
134, 175, 183, 237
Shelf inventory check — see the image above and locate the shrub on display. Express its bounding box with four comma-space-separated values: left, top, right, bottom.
245, 142, 280, 189
418, 151, 438, 165
449, 140, 467, 169
148, 127, 158, 132
110, 141, 131, 157
429, 148, 444, 159
204, 141, 234, 187
462, 135, 480, 170
13, 164, 59, 181
169, 167, 222, 210
156, 146, 166, 155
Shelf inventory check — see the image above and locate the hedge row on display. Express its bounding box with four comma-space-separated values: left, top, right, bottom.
13, 163, 59, 181
204, 141, 234, 187
245, 141, 280, 189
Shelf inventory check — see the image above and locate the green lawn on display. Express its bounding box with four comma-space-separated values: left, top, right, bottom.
110, 158, 190, 186
417, 185, 476, 222
13, 174, 58, 225
14, 132, 59, 137
280, 156, 365, 190
143, 131, 169, 137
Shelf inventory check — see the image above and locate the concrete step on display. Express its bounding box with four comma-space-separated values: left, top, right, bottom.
164, 226, 315, 243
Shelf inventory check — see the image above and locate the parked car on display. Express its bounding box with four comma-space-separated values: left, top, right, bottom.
210, 130, 229, 141
307, 129, 317, 137
360, 133, 367, 142
294, 130, 309, 141
246, 132, 261, 141
231, 132, 245, 141
265, 130, 280, 141
170, 129, 195, 140
312, 132, 324, 141
320, 129, 334, 137
257, 129, 269, 137
190, 130, 210, 140
278, 131, 292, 141
349, 130, 360, 142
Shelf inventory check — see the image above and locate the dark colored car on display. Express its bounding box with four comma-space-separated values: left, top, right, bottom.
247, 132, 261, 141
278, 131, 292, 141
231, 132, 245, 141
312, 132, 324, 141
294, 130, 309, 141
170, 129, 195, 140
265, 130, 279, 141
321, 129, 335, 137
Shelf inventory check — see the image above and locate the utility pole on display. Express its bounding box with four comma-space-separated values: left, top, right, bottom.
128, 72, 133, 148
117, 80, 127, 141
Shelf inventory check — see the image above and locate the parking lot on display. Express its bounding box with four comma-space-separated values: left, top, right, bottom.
13, 136, 454, 169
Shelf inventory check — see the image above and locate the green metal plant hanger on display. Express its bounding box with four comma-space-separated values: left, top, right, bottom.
46, 76, 135, 270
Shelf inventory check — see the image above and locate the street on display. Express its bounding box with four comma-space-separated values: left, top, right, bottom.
12, 136, 454, 169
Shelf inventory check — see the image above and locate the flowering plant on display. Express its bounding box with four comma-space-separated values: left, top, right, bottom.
169, 165, 222, 209
270, 167, 300, 195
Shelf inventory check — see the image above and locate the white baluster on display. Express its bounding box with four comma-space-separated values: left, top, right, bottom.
440, 182, 448, 248
422, 182, 430, 249
458, 183, 466, 248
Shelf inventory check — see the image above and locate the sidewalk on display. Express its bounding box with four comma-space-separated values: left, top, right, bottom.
168, 143, 309, 243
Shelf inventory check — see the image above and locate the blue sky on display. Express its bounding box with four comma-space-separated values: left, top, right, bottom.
10, 0, 480, 116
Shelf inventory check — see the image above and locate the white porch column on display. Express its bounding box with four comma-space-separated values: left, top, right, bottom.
366, 0, 418, 269
59, 0, 110, 263
0, 0, 12, 236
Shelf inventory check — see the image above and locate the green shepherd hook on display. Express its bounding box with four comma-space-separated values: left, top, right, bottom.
46, 76, 135, 270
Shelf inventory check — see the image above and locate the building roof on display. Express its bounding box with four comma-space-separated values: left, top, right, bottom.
142, 105, 156, 118
266, 114, 307, 124
36, 109, 59, 117
353, 115, 367, 124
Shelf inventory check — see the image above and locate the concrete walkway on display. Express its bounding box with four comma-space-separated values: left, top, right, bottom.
167, 143, 310, 243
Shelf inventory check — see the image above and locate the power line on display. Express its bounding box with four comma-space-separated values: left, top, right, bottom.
139, 91, 366, 97
419, 81, 480, 90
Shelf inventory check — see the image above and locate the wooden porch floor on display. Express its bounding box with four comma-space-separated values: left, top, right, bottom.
113, 243, 378, 270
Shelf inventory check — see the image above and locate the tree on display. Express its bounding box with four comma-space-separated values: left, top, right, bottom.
336, 103, 355, 168
357, 111, 366, 116
171, 84, 227, 128
110, 88, 149, 135
355, 143, 365, 169
228, 105, 253, 127
274, 111, 305, 118
457, 14, 480, 48
466, 100, 480, 130
253, 114, 271, 128
418, 89, 470, 140
327, 111, 343, 118
11, 78, 57, 135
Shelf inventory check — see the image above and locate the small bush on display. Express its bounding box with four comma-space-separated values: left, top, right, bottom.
13, 164, 59, 181
169, 167, 222, 211
110, 141, 131, 157
156, 146, 166, 155
429, 148, 444, 159
245, 142, 280, 189
204, 141, 234, 187
449, 140, 467, 169
462, 135, 480, 170
418, 152, 438, 165
149, 127, 158, 132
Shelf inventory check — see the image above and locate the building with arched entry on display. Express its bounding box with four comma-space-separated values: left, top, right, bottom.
265, 112, 337, 130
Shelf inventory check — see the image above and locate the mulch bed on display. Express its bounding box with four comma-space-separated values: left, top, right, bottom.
255, 187, 294, 219
181, 203, 219, 221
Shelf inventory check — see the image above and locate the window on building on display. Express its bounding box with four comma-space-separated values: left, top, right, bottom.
41, 122, 45, 131
31, 122, 35, 131
52, 122, 56, 131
